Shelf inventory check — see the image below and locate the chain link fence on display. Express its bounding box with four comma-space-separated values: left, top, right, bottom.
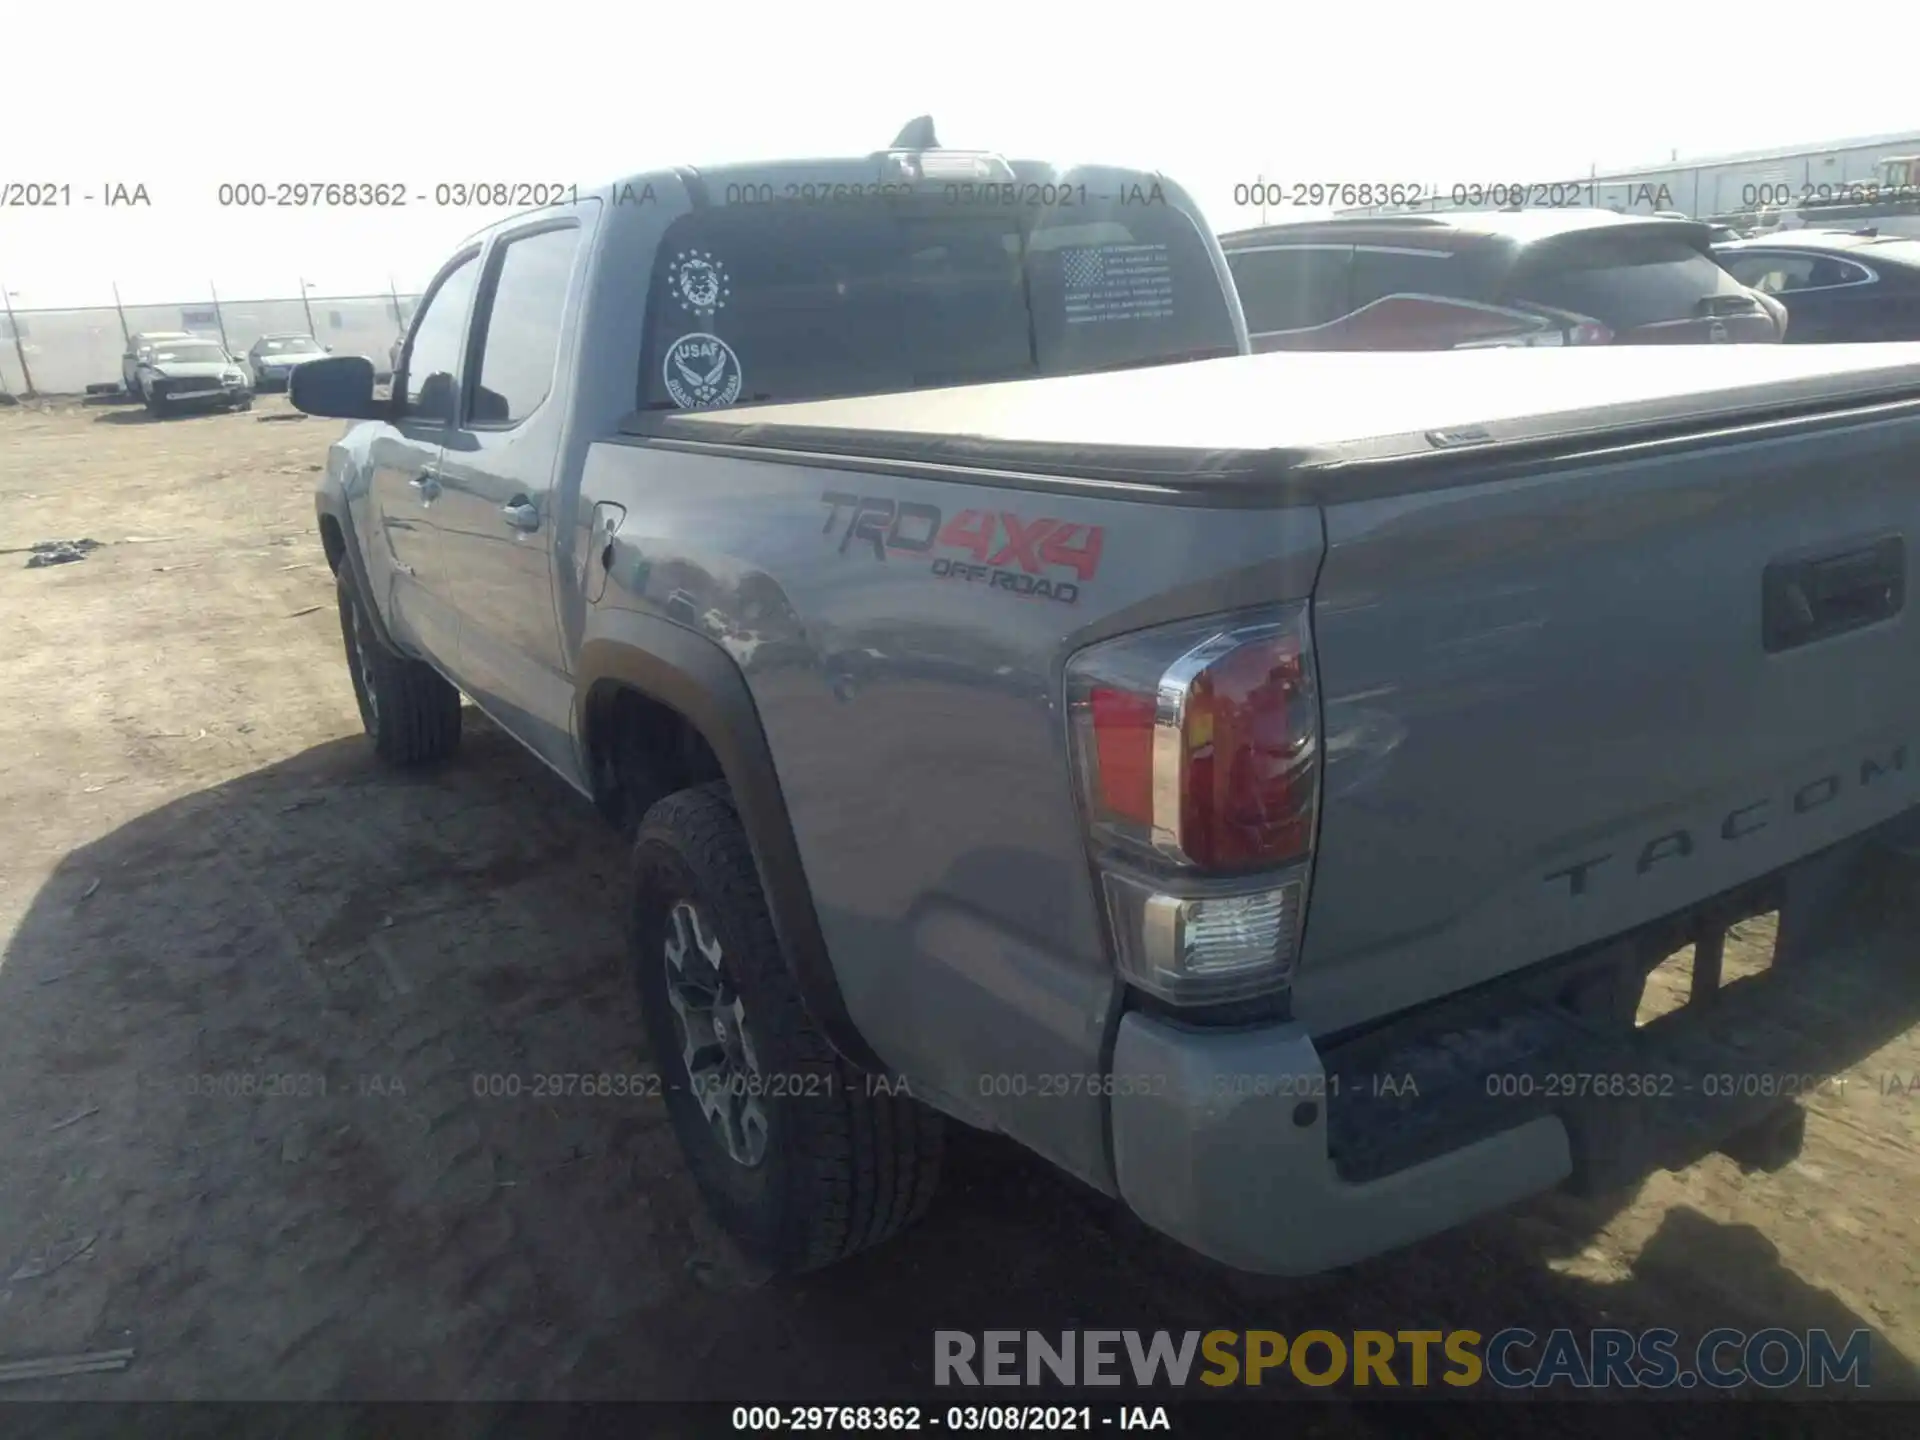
0, 290, 420, 398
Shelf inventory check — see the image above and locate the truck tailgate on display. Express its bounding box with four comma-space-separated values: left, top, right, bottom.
1295, 402, 1920, 1036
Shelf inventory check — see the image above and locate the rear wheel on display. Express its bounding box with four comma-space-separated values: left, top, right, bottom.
631, 783, 943, 1272
335, 571, 461, 765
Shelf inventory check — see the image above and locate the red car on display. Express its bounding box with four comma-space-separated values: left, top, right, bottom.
1222, 210, 1786, 351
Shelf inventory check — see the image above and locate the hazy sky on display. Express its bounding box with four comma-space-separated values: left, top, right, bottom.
4, 1, 1916, 308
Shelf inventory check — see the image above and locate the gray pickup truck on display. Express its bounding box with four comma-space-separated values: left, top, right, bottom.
290, 126, 1920, 1279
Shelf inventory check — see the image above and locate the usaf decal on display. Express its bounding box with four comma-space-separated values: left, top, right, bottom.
663, 333, 742, 409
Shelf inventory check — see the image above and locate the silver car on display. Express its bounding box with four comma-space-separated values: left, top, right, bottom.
121, 331, 196, 394
134, 338, 253, 415
246, 334, 329, 392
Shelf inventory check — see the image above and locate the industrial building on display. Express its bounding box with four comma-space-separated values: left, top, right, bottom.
1334, 130, 1920, 220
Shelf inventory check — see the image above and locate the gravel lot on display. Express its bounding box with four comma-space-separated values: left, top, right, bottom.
1, 395, 1918, 1424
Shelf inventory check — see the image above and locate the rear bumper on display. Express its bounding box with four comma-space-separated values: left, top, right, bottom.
1111, 1015, 1571, 1276
1109, 818, 1919, 1276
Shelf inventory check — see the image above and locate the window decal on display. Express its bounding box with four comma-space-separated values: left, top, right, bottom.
669, 249, 731, 318
662, 332, 743, 409
1060, 243, 1174, 325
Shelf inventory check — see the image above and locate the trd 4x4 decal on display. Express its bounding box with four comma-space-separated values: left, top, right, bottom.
819, 492, 1104, 605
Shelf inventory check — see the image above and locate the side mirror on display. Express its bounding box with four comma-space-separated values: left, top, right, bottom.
289, 354, 387, 420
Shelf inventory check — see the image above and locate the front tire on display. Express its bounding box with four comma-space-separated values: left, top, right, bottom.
335, 571, 461, 765
144, 390, 165, 418
632, 783, 944, 1273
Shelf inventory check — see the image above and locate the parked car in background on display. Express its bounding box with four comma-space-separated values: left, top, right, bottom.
1715, 230, 1920, 342
120, 331, 195, 394
132, 337, 254, 416
1221, 211, 1784, 351
247, 334, 330, 391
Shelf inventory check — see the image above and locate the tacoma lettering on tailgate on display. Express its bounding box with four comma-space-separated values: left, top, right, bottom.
819, 491, 1103, 605
1544, 742, 1910, 897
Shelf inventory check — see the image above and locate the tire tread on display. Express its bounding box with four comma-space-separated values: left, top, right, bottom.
335, 572, 461, 766
633, 782, 943, 1272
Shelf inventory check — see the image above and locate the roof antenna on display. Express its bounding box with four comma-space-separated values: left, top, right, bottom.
891, 116, 939, 150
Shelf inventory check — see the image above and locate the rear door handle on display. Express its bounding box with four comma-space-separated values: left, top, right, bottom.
1763, 535, 1904, 652
408, 473, 441, 502
501, 500, 541, 533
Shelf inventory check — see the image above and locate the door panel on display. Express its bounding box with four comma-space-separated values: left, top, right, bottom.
365, 248, 482, 666
366, 426, 459, 660
434, 220, 587, 782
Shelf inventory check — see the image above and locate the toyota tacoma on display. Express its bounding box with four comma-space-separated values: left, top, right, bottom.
288, 124, 1920, 1277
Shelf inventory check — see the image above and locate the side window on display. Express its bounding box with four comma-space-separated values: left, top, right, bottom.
402, 252, 480, 423
1349, 249, 1460, 309
1720, 254, 1826, 294
1226, 247, 1353, 335
468, 226, 580, 427
1809, 257, 1873, 288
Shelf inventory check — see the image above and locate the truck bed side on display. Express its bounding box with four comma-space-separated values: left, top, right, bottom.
575, 438, 1324, 1189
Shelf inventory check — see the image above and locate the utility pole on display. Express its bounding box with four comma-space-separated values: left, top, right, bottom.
211, 282, 232, 354
298, 277, 316, 336
1, 285, 35, 398
111, 281, 131, 346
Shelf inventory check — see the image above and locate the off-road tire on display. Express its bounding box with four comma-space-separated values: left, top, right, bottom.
335, 571, 461, 766
631, 782, 944, 1273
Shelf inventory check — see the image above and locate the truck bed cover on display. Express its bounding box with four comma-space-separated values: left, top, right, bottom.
635, 344, 1920, 503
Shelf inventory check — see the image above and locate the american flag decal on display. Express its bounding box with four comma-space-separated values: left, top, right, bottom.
1062, 247, 1107, 291
1060, 243, 1175, 326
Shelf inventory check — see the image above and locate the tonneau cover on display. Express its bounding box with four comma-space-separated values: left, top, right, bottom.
632, 344, 1920, 499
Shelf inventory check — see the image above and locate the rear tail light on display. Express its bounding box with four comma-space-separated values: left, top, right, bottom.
1065, 604, 1319, 1006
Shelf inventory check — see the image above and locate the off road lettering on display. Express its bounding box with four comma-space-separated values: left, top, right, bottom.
819, 491, 1103, 603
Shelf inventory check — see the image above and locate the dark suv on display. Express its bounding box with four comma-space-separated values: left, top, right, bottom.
1221, 210, 1784, 351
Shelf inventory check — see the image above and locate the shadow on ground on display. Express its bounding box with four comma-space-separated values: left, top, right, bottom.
0, 725, 1914, 1425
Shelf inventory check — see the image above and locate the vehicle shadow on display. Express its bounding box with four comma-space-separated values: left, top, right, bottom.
0, 726, 1914, 1413
91, 407, 254, 425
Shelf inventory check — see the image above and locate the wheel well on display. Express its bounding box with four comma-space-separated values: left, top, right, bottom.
319, 515, 347, 575
584, 681, 725, 833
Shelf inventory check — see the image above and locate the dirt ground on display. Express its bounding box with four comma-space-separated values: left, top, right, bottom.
1, 394, 1918, 1424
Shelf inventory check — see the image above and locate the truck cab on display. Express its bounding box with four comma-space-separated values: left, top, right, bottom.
303, 130, 1247, 786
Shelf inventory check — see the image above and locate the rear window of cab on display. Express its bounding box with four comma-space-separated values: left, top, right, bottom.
637, 190, 1240, 412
